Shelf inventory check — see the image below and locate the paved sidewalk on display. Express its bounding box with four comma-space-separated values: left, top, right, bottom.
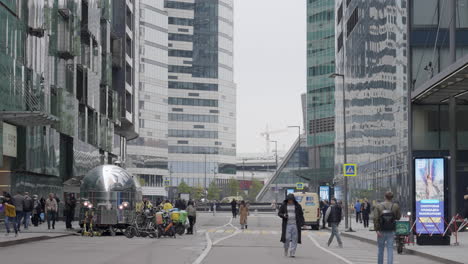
341, 220, 468, 264
0, 220, 77, 247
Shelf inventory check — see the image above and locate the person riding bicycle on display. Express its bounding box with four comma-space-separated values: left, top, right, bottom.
143, 198, 153, 211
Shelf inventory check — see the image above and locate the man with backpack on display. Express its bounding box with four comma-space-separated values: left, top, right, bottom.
22, 192, 34, 230
374, 191, 401, 264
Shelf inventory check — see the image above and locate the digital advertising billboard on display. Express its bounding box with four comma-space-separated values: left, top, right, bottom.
415, 158, 445, 235
319, 186, 330, 201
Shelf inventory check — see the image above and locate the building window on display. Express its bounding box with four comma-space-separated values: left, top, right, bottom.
177, 140, 189, 144
168, 49, 193, 58
168, 129, 218, 139
337, 3, 343, 24
169, 81, 218, 91
169, 113, 219, 123
346, 8, 359, 37
172, 108, 183, 112
168, 17, 194, 26
168, 33, 193, 42
309, 117, 335, 134
164, 1, 195, 10
168, 97, 218, 107
337, 33, 343, 52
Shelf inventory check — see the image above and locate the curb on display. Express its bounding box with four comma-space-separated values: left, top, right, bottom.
0, 233, 75, 248
341, 232, 464, 264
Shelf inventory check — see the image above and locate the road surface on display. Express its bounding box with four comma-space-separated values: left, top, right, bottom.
0, 212, 442, 264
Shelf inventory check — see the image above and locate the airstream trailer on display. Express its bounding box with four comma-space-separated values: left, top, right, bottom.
79, 165, 142, 234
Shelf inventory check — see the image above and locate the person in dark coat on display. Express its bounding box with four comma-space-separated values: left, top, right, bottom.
325, 198, 343, 247
230, 199, 237, 218
463, 187, 468, 219
278, 193, 304, 258
321, 200, 329, 229
64, 193, 77, 230
361, 198, 371, 228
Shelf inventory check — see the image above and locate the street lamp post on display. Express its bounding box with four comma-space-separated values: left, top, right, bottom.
271, 140, 279, 202
330, 72, 353, 232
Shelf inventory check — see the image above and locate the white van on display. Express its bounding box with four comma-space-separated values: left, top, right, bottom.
293, 192, 321, 230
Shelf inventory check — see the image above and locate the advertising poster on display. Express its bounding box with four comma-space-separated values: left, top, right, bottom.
319, 186, 330, 201
415, 158, 445, 234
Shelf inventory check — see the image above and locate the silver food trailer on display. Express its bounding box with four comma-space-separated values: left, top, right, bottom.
79, 165, 142, 235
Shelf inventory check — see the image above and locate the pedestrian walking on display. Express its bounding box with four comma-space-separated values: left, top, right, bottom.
374, 191, 401, 264
12, 191, 24, 232
463, 187, 468, 219
278, 193, 304, 258
45, 193, 58, 230
239, 200, 249, 229
231, 199, 238, 218
23, 192, 34, 230
39, 197, 46, 224
362, 199, 371, 228
354, 199, 362, 224
186, 200, 197, 234
325, 198, 343, 248
321, 200, 329, 229
2, 193, 18, 236
32, 195, 41, 226
64, 193, 77, 230
211, 200, 217, 216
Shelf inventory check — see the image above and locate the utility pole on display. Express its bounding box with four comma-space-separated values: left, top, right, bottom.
204, 153, 207, 195
271, 140, 279, 202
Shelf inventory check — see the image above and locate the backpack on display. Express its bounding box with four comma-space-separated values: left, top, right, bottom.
380, 203, 396, 231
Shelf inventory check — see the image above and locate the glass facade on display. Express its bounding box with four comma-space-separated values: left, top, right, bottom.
127, 0, 169, 197
335, 0, 410, 210
411, 0, 468, 89
0, 0, 135, 197
166, 0, 236, 187
306, 0, 336, 185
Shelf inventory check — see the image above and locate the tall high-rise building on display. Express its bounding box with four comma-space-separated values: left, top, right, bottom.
306, 0, 336, 188
126, 0, 170, 199
334, 0, 409, 209
165, 0, 237, 188
0, 0, 138, 196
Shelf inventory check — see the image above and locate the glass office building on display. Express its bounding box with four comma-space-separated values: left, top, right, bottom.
306, 0, 335, 186
0, 0, 137, 197
410, 0, 468, 215
165, 0, 237, 187
335, 0, 410, 210
126, 0, 169, 199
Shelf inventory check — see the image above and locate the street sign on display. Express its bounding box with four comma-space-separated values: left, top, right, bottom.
296, 182, 304, 190
164, 179, 170, 187
343, 164, 357, 176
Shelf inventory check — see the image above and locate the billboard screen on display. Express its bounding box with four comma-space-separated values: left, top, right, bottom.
319, 186, 330, 201
415, 158, 445, 235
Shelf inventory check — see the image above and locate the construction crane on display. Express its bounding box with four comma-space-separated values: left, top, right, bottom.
260, 126, 289, 154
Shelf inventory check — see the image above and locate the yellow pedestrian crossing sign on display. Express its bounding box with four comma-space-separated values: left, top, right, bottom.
343, 164, 357, 176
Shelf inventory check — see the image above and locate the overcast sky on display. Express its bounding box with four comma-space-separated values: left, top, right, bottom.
234, 0, 307, 155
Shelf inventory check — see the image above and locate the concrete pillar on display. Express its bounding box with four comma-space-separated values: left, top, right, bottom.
449, 96, 457, 217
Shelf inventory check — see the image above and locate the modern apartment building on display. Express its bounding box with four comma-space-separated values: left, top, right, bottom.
165, 0, 237, 188
0, 0, 138, 197
306, 0, 336, 188
334, 0, 410, 210
126, 0, 170, 199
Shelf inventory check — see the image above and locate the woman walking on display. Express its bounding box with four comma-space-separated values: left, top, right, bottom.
239, 200, 249, 229
278, 194, 304, 258
186, 200, 197, 234
45, 193, 58, 230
